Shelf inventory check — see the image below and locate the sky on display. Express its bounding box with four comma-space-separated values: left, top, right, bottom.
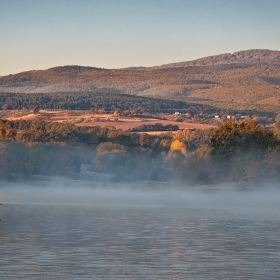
0, 0, 280, 75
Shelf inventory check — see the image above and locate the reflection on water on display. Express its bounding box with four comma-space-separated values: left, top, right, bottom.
1, 188, 280, 279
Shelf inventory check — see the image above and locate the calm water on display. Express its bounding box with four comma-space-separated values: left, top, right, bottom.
1, 186, 280, 279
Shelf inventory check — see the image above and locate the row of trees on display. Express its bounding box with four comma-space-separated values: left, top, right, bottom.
172, 120, 280, 183
0, 118, 208, 181
131, 123, 179, 132
1, 118, 280, 184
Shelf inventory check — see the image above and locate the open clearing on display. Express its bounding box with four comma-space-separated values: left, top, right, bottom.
0, 110, 215, 131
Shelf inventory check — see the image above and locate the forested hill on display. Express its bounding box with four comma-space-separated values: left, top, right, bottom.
0, 49, 280, 109
0, 92, 213, 114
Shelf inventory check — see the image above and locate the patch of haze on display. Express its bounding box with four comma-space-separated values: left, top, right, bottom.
1, 180, 280, 220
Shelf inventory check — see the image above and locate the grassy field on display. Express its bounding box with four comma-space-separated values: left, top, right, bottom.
0, 109, 215, 131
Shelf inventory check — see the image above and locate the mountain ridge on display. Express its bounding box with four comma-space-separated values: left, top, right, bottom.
0, 49, 280, 109
2, 49, 280, 76
146, 49, 280, 70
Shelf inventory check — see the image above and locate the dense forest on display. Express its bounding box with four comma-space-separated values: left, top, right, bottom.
1, 117, 280, 185
0, 92, 214, 115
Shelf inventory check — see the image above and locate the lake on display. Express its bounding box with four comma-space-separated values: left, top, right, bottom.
1, 185, 280, 279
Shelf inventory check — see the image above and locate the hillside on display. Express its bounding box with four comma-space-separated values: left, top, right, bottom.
1, 49, 280, 112
148, 49, 280, 69
0, 92, 210, 114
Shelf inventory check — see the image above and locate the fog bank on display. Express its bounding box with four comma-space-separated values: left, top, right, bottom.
1, 181, 280, 218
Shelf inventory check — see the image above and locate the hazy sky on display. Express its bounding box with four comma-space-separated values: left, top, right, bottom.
1, 0, 280, 75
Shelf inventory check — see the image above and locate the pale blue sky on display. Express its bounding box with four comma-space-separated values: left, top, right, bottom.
0, 0, 279, 75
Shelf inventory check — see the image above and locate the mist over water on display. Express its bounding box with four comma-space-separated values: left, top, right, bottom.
1, 181, 280, 279
1, 180, 280, 212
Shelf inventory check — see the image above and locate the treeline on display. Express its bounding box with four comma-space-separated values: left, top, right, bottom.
0, 92, 212, 115
172, 120, 280, 184
169, 96, 279, 120
0, 118, 142, 147
2, 91, 276, 121
199, 100, 280, 118
1, 118, 280, 185
210, 121, 280, 182
131, 123, 179, 132
0, 118, 210, 181
0, 118, 211, 151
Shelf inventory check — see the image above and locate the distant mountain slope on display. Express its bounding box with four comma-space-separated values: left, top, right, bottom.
148, 49, 280, 70
0, 49, 280, 108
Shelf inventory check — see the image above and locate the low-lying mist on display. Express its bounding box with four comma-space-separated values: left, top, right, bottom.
1, 181, 280, 218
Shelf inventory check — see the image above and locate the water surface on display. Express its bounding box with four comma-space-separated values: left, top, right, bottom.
1, 186, 280, 279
